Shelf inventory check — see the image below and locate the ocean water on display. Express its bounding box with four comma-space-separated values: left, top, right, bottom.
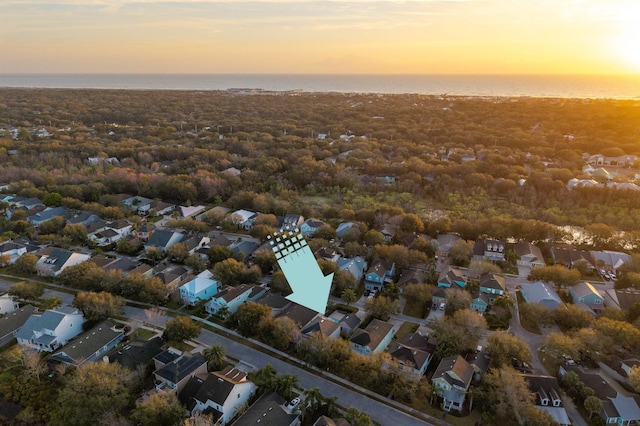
1, 73, 639, 99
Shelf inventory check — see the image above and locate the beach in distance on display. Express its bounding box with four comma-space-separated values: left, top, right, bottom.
1, 73, 640, 99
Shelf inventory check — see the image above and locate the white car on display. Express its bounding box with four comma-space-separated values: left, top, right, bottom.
609, 272, 617, 280
287, 397, 301, 410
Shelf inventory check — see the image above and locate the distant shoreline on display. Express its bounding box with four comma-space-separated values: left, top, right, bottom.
1, 73, 639, 100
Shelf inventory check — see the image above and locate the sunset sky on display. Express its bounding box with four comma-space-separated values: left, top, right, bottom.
1, 0, 639, 75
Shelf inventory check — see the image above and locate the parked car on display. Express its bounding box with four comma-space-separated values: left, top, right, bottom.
287, 397, 301, 410
609, 272, 617, 280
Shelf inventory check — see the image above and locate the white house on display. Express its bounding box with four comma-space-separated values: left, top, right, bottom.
205, 284, 265, 316
0, 294, 19, 315
35, 248, 91, 277
229, 209, 258, 230
182, 366, 257, 424
179, 275, 219, 306
0, 241, 27, 264
16, 306, 84, 352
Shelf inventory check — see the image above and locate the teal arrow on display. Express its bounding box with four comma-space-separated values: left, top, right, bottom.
268, 230, 333, 314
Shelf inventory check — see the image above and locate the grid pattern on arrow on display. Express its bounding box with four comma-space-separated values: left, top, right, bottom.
267, 229, 307, 260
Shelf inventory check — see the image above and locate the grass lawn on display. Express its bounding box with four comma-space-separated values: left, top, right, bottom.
539, 349, 562, 377
168, 340, 196, 353
403, 299, 426, 318
395, 321, 420, 340
132, 327, 157, 340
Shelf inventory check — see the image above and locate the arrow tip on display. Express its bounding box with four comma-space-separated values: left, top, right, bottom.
286, 272, 333, 314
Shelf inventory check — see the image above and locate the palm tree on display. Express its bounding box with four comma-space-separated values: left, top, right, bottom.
341, 288, 357, 306
203, 344, 226, 371
274, 374, 298, 400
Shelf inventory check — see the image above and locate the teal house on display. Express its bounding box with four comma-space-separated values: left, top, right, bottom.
569, 282, 604, 313
437, 267, 466, 289
470, 292, 490, 313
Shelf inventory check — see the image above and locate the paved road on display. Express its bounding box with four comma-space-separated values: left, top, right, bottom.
121, 305, 440, 426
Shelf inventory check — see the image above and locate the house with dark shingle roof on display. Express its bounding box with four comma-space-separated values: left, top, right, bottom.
50, 320, 124, 367
133, 222, 156, 241
180, 366, 257, 423
0, 304, 38, 347
338, 313, 362, 336
154, 351, 207, 393
437, 267, 466, 290
479, 273, 506, 303
432, 355, 474, 412
300, 218, 328, 237
232, 392, 300, 426
27, 206, 72, 226
255, 291, 293, 316
388, 331, 436, 378
521, 374, 570, 426
279, 304, 320, 330
0, 241, 27, 264
472, 239, 506, 262
349, 319, 394, 355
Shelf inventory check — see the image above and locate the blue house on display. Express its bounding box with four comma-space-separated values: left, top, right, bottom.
437, 267, 466, 289
364, 259, 395, 292
179, 275, 219, 306
470, 292, 490, 313
205, 284, 266, 317
569, 282, 604, 313
336, 256, 367, 282
27, 207, 71, 227
479, 273, 506, 304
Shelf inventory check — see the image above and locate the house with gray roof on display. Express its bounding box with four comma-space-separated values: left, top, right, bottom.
300, 218, 328, 237
0, 304, 38, 347
27, 206, 72, 227
67, 211, 101, 227
570, 282, 604, 313
205, 284, 265, 317
479, 273, 506, 302
338, 313, 362, 336
154, 351, 207, 393
133, 222, 156, 241
232, 392, 300, 426
255, 291, 293, 317
280, 213, 305, 230
436, 234, 461, 260
514, 242, 546, 269
336, 256, 367, 282
0, 241, 27, 264
521, 281, 564, 310
35, 248, 90, 277
16, 306, 84, 352
349, 319, 394, 355
301, 316, 341, 339
50, 320, 124, 367
228, 238, 259, 262
279, 304, 320, 330
432, 355, 474, 412
144, 229, 184, 253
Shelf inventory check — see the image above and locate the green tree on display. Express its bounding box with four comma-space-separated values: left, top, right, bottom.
61, 223, 88, 244
482, 366, 536, 425
487, 332, 531, 368
584, 395, 603, 419
252, 249, 277, 274
37, 216, 66, 236
43, 192, 63, 207
9, 280, 44, 300
166, 243, 189, 263
365, 295, 398, 320
230, 301, 273, 337
270, 316, 301, 350
341, 288, 357, 305
554, 304, 593, 330
203, 344, 227, 371
345, 407, 373, 426
207, 245, 237, 265
270, 271, 292, 295
13, 253, 39, 274
72, 291, 124, 322
628, 365, 640, 392
55, 362, 132, 426
527, 264, 580, 289
42, 296, 62, 310
131, 386, 185, 426
213, 258, 247, 286
449, 240, 473, 267
164, 316, 201, 342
